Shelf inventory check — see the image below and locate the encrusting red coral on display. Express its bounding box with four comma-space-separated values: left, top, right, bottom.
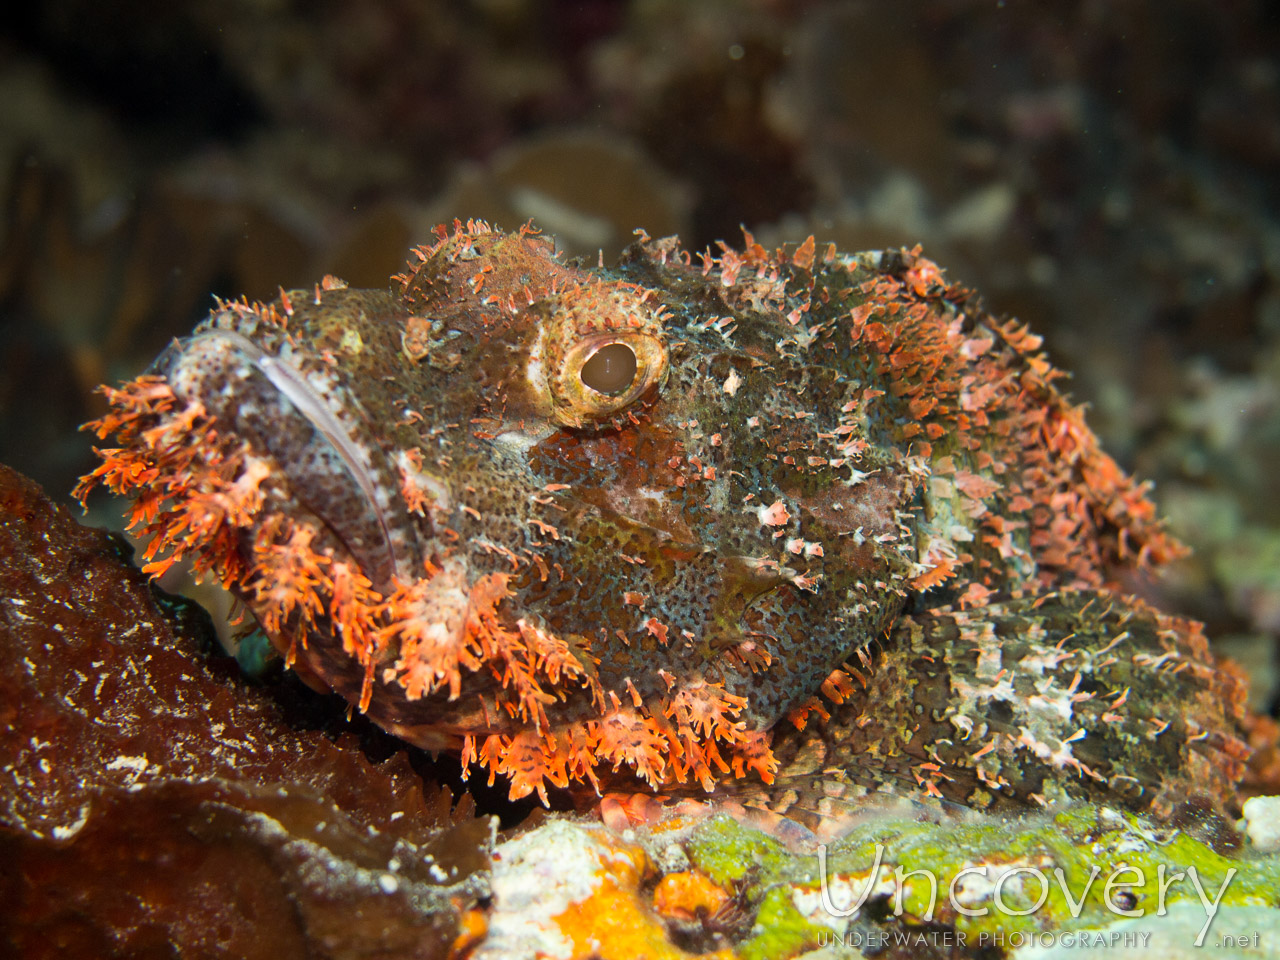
4, 462, 490, 958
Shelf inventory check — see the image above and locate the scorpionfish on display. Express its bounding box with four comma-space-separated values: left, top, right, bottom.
77, 220, 1251, 833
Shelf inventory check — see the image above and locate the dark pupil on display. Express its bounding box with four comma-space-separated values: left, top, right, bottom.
580, 342, 637, 396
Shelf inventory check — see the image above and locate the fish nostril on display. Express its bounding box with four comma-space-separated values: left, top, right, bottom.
580, 342, 638, 396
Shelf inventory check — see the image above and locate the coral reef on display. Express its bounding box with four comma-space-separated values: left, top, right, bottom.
4, 2, 1280, 954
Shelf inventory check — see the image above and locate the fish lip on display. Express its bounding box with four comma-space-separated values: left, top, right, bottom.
158, 328, 418, 590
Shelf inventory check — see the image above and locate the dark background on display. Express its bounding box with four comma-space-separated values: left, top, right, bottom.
1, 0, 1277, 713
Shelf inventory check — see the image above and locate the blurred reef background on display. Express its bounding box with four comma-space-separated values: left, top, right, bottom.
1, 0, 1278, 713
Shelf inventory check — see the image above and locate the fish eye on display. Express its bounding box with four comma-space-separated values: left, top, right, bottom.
547, 331, 667, 428
539, 281, 669, 428
580, 342, 638, 396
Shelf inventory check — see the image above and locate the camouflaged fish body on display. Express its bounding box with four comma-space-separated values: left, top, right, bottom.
78, 221, 1250, 818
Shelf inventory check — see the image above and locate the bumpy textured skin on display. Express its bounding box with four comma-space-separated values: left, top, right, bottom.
78, 221, 1250, 822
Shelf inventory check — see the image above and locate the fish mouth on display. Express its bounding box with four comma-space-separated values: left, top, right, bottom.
156, 329, 422, 592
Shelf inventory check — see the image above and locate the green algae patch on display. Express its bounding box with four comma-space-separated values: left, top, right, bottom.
681, 816, 842, 960
683, 814, 794, 888
812, 805, 1279, 938
736, 886, 830, 960
678, 803, 1280, 954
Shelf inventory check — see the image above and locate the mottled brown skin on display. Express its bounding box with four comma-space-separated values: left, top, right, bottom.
704, 593, 1251, 837
78, 220, 1251, 820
